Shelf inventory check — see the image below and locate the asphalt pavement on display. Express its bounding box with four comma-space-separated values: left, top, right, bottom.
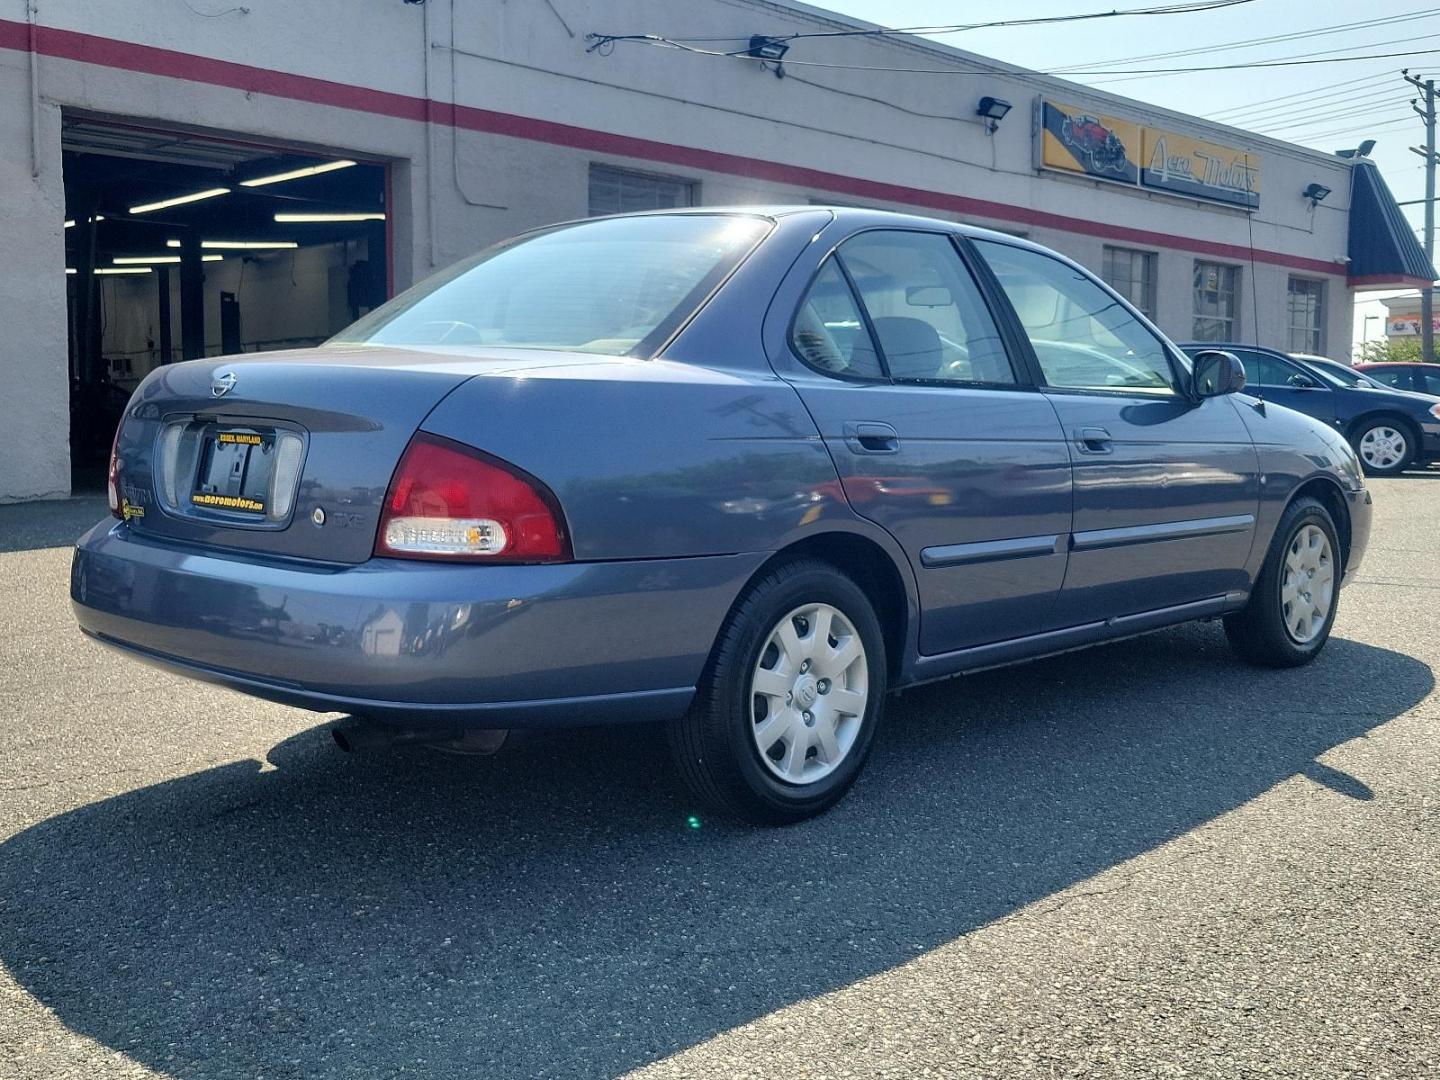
1, 476, 1437, 1079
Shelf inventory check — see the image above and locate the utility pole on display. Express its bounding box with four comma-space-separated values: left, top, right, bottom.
1405, 70, 1437, 362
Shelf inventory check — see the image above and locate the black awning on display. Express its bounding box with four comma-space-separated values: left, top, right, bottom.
1348, 160, 1437, 289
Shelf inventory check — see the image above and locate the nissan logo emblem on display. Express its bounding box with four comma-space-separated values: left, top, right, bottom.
211, 370, 237, 398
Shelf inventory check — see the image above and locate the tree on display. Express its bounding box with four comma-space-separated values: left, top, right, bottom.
1354, 338, 1424, 364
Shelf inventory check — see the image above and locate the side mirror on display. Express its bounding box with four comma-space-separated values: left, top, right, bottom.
1287, 372, 1319, 389
1191, 350, 1246, 398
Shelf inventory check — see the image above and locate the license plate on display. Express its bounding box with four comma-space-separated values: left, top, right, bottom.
191, 429, 274, 515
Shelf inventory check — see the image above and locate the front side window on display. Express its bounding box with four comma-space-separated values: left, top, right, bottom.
975, 240, 1176, 394
333, 214, 770, 357
1102, 246, 1157, 319
1193, 261, 1240, 341
1228, 348, 1301, 387
837, 231, 1015, 384
1287, 277, 1325, 354
588, 165, 696, 217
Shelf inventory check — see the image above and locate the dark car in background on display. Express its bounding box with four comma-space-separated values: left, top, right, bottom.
1180, 343, 1440, 477
1355, 361, 1440, 396
72, 209, 1373, 823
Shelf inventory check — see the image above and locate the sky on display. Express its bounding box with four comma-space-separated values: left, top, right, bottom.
823, 0, 1439, 351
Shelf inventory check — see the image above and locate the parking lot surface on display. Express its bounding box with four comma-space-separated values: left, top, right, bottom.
1, 477, 1438, 1080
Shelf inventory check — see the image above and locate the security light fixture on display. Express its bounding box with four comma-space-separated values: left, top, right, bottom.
1335, 140, 1378, 159
977, 96, 1013, 134
128, 187, 230, 215
748, 35, 789, 78
1303, 182, 1332, 208
238, 160, 357, 187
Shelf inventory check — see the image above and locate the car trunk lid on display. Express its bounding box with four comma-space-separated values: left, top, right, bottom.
113, 346, 484, 564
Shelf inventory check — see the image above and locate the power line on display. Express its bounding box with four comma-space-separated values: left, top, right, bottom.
1249, 94, 1417, 133
1206, 71, 1396, 118
1243, 88, 1414, 126
1084, 29, 1440, 84
1052, 7, 1439, 74
1214, 78, 1404, 123
587, 36, 1440, 77
588, 0, 1258, 50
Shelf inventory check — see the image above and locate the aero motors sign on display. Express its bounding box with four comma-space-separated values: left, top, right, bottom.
1039, 100, 1261, 209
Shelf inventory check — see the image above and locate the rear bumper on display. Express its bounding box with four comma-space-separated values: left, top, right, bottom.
72, 520, 767, 727
1344, 486, 1374, 581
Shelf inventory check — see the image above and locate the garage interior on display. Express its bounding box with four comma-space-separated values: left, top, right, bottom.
62, 116, 389, 486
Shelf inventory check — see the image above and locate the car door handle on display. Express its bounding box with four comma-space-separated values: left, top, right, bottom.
1074, 426, 1113, 454
843, 421, 900, 454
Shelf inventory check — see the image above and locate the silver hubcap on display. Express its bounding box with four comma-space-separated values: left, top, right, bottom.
1281, 524, 1335, 644
750, 603, 868, 785
1359, 426, 1407, 470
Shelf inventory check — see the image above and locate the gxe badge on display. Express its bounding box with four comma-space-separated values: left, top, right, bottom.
211, 370, 237, 398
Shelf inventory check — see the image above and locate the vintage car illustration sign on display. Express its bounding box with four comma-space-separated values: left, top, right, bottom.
1038, 99, 1260, 210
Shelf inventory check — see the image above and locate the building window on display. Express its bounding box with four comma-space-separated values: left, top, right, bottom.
1287, 277, 1325, 354
1102, 246, 1157, 319
588, 165, 696, 217
1192, 261, 1240, 342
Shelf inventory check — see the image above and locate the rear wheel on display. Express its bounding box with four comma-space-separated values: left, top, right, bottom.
1224, 497, 1340, 667
669, 559, 887, 825
1350, 418, 1413, 477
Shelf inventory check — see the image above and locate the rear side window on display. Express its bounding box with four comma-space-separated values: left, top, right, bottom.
334, 214, 771, 358
1366, 367, 1408, 389
839, 232, 1015, 385
1422, 370, 1440, 394
975, 240, 1176, 394
791, 260, 884, 379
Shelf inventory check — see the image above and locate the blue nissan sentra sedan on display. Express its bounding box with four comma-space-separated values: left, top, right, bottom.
73, 208, 1372, 823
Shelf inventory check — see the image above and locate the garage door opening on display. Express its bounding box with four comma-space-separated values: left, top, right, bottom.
61, 116, 390, 488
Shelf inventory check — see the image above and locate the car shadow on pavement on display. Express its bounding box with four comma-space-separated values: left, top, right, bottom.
0, 624, 1430, 1079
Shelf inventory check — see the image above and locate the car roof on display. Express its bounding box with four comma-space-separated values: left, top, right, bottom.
586, 205, 1047, 249
1354, 361, 1437, 367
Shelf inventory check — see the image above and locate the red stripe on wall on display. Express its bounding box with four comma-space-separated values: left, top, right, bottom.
1, 18, 1345, 279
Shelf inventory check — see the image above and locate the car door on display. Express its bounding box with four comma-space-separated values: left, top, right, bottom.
775, 229, 1072, 655
971, 239, 1259, 627
1228, 347, 1338, 424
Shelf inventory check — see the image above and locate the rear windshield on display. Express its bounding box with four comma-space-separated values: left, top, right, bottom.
333, 214, 772, 357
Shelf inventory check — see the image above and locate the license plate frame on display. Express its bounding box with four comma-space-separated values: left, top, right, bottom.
190, 428, 275, 516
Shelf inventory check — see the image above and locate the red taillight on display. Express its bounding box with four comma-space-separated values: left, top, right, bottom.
375, 434, 570, 562
107, 424, 122, 519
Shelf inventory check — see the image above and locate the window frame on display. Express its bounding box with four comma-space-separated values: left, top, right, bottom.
1286, 276, 1326, 355
1192, 260, 1241, 342
1101, 245, 1158, 321
966, 235, 1190, 401
784, 226, 1030, 391
587, 163, 698, 218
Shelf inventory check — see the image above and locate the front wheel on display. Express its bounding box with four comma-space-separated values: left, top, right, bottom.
668, 559, 887, 825
1224, 497, 1341, 667
1351, 419, 1413, 477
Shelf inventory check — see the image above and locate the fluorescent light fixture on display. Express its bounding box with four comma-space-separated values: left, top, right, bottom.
94, 267, 153, 275
114, 255, 223, 264
165, 239, 299, 250
128, 187, 230, 215
65, 268, 77, 275
239, 159, 356, 187
274, 212, 385, 223
64, 215, 105, 229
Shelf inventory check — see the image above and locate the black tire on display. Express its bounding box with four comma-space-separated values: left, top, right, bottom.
1349, 416, 1415, 478
1224, 496, 1341, 668
668, 559, 888, 825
